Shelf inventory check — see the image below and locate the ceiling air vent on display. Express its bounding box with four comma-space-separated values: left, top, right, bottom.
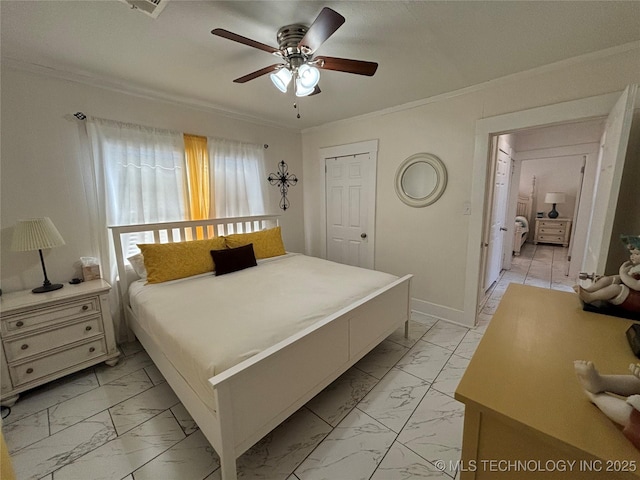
119, 0, 169, 19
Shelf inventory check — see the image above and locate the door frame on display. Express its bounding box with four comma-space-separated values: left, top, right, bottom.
318, 139, 378, 265
463, 91, 624, 327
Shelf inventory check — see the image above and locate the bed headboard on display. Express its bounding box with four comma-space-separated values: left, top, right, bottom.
516, 175, 536, 222
516, 194, 532, 218
109, 215, 280, 311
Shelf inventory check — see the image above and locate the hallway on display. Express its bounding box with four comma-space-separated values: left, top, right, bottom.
481, 243, 575, 317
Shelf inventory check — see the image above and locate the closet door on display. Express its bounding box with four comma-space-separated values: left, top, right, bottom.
325, 153, 376, 268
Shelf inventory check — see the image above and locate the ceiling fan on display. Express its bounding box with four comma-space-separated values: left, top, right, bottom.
211, 7, 378, 97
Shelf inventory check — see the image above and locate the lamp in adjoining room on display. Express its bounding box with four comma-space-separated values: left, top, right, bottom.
11, 217, 66, 293
544, 192, 566, 219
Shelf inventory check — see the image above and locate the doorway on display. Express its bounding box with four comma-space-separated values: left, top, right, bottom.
480, 126, 599, 307
463, 87, 637, 327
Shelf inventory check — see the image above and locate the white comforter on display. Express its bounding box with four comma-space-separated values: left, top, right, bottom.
129, 254, 398, 411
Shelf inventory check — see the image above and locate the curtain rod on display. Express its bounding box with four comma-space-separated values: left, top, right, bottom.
73, 112, 268, 148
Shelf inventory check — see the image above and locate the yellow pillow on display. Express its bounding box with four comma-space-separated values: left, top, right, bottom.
138, 237, 227, 284
224, 226, 286, 259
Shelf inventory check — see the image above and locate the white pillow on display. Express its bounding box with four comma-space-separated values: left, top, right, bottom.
127, 253, 147, 280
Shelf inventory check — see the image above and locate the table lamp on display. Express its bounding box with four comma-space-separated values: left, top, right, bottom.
544, 192, 566, 219
11, 217, 66, 293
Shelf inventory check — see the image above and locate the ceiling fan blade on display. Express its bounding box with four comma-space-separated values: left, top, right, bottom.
212, 28, 280, 55
309, 85, 321, 96
315, 56, 378, 76
298, 7, 345, 54
233, 64, 283, 83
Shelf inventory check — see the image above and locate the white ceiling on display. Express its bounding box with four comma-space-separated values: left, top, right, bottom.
2, 1, 639, 130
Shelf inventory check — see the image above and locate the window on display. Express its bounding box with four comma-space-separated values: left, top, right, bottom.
87, 118, 268, 255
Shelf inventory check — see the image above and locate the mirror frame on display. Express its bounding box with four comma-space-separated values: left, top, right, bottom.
395, 153, 448, 207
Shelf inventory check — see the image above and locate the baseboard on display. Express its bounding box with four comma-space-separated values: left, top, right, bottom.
411, 297, 473, 328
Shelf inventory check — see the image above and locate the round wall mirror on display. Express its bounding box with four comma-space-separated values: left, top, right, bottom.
395, 153, 447, 207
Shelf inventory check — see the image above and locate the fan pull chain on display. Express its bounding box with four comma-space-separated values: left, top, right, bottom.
294, 102, 301, 119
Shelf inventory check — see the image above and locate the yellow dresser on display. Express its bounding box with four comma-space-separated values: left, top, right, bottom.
456, 284, 640, 479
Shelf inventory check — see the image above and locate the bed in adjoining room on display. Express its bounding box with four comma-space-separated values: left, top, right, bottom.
513, 192, 533, 256
110, 215, 412, 480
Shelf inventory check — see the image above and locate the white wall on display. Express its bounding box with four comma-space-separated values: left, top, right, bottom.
301, 46, 640, 322
519, 157, 583, 220
0, 66, 304, 293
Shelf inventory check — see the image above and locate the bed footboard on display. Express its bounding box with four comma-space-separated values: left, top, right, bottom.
210, 274, 412, 479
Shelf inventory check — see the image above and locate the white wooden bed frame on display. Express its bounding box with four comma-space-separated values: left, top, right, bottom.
110, 215, 412, 480
513, 176, 535, 256
513, 194, 532, 255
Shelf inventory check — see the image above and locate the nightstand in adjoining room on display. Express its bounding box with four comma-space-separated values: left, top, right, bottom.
534, 217, 572, 247
0, 279, 120, 406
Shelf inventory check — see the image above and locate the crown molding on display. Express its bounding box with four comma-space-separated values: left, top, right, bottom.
2, 57, 299, 132
302, 40, 640, 134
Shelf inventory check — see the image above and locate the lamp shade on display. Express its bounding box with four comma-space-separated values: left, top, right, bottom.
270, 67, 292, 93
295, 78, 316, 97
11, 218, 66, 252
297, 64, 320, 89
544, 192, 566, 205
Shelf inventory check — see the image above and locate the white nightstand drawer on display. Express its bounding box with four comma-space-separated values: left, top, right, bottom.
9, 338, 107, 387
537, 220, 567, 228
3, 297, 100, 333
537, 234, 566, 243
3, 316, 103, 362
537, 226, 565, 235
1, 280, 119, 406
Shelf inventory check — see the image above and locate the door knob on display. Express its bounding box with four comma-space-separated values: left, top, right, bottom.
579, 272, 598, 281
361, 233, 367, 239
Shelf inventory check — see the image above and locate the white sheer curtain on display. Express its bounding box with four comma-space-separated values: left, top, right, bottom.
85, 117, 186, 341
208, 138, 268, 218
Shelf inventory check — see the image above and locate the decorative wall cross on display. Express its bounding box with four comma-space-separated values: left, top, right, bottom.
268, 160, 298, 211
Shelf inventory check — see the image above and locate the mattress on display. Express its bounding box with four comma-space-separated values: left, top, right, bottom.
129, 253, 398, 412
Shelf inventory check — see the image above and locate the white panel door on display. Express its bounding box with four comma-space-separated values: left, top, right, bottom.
484, 148, 511, 290
325, 153, 375, 268
582, 84, 636, 274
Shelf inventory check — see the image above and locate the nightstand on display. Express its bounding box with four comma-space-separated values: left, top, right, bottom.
0, 279, 120, 406
534, 218, 572, 247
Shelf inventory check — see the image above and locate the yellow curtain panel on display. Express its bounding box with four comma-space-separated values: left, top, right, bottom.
184, 134, 212, 223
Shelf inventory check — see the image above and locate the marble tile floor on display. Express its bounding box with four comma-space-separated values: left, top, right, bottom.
481, 243, 576, 316
3, 313, 477, 480
2, 245, 570, 480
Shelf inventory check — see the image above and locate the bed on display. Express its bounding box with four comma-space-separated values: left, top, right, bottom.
513, 193, 533, 256
110, 215, 412, 480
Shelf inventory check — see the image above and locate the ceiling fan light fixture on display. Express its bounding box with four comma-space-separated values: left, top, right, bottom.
297, 63, 320, 89
270, 67, 292, 93
295, 77, 315, 97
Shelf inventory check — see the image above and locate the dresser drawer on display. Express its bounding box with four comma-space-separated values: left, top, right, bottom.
2, 297, 100, 333
9, 338, 107, 387
537, 226, 565, 235
537, 220, 567, 228
537, 234, 565, 243
3, 316, 103, 362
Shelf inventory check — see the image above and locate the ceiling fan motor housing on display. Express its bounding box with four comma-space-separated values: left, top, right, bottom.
276, 24, 309, 69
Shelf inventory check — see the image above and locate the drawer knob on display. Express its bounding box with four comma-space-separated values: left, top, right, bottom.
89, 347, 95, 353
26, 368, 33, 374
21, 344, 28, 350
85, 326, 92, 331
82, 305, 89, 311
16, 321, 24, 327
